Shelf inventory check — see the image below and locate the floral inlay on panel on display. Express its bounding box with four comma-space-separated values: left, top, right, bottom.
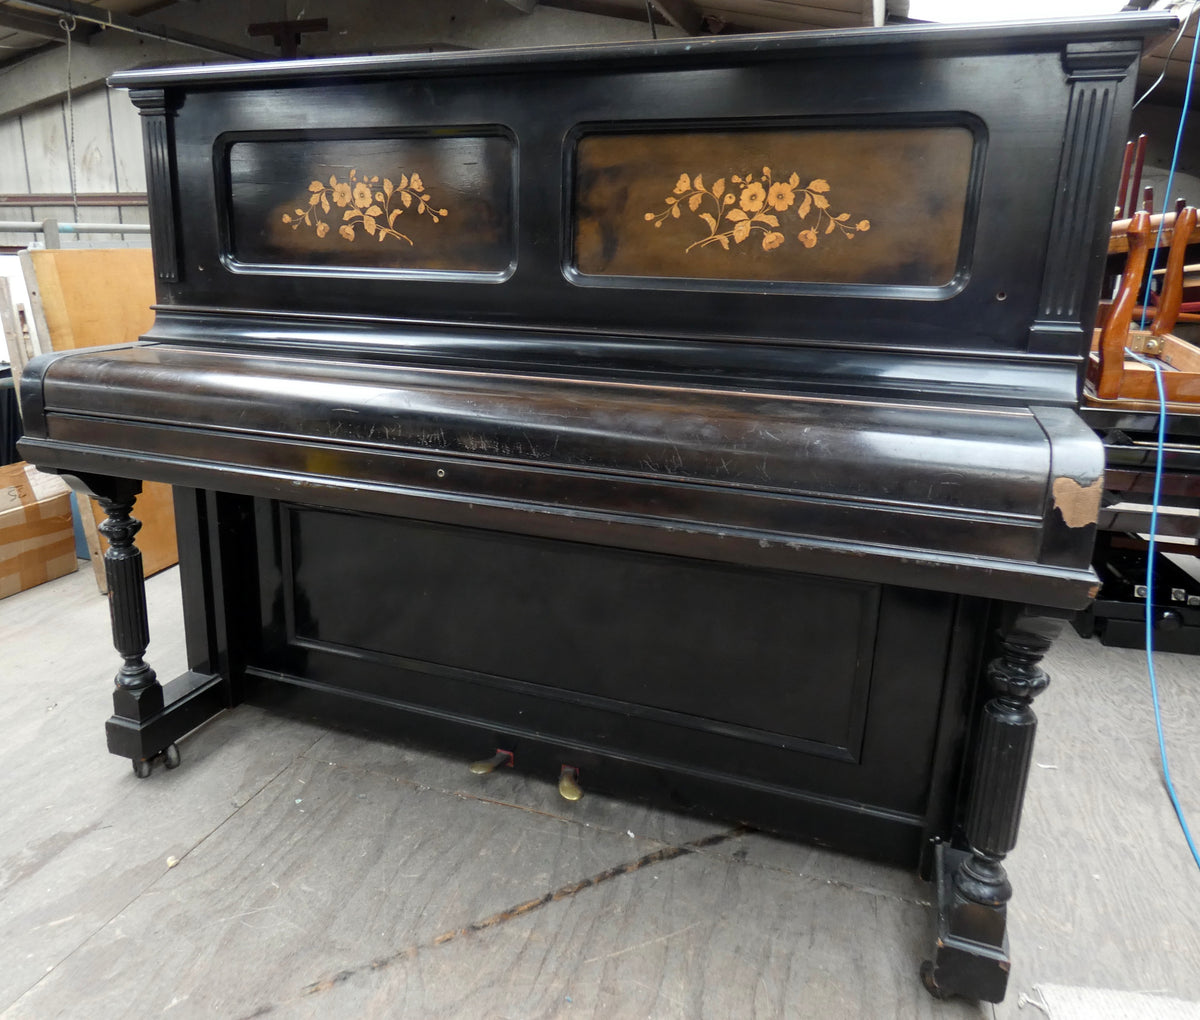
282, 169, 449, 245
646, 168, 869, 253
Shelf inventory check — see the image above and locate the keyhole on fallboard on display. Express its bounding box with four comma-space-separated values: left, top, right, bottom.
436, 468, 446, 478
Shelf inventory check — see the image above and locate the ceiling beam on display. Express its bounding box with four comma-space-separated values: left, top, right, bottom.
538, 0, 758, 34
534, 0, 672, 29
0, 4, 96, 43
649, 0, 704, 35
6, 0, 267, 60
247, 17, 328, 59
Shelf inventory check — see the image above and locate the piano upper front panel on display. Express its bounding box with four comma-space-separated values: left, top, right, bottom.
149, 38, 1108, 362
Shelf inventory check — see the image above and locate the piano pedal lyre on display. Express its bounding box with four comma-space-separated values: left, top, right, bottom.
469, 748, 514, 775
558, 765, 583, 802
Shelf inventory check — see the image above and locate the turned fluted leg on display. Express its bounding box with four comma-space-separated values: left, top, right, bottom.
93, 489, 181, 776
98, 494, 160, 698
957, 624, 1051, 905
923, 611, 1061, 1003
57, 476, 230, 776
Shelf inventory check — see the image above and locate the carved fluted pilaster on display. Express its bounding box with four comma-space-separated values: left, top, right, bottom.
129, 87, 180, 283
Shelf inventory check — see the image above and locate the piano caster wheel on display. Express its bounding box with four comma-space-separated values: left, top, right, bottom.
132, 744, 181, 778
919, 961, 948, 1000
558, 766, 583, 802
469, 749, 513, 775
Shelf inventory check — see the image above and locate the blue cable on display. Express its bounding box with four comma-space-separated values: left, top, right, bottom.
1122, 1, 1200, 872
1127, 350, 1200, 871
1139, 4, 1200, 330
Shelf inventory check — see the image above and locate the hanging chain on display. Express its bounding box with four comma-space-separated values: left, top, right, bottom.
58, 15, 79, 225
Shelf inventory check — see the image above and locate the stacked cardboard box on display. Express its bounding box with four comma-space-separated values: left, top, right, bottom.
0, 462, 77, 598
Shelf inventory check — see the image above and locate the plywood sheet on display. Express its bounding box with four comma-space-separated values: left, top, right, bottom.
28, 247, 156, 349
25, 248, 176, 588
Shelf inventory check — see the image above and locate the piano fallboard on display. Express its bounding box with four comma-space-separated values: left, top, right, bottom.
22, 340, 1101, 605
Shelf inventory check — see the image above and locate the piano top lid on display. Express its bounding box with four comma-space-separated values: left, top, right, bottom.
107, 12, 1178, 91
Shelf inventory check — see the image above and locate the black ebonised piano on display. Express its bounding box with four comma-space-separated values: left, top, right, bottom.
17, 12, 1175, 1003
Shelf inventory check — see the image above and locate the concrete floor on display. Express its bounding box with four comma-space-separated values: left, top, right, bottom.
1, 563, 1198, 1019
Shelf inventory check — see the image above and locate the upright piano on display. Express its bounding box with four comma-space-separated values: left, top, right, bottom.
17, 12, 1174, 1002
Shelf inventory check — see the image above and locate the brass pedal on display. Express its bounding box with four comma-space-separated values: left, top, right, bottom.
469, 749, 514, 775
558, 765, 583, 802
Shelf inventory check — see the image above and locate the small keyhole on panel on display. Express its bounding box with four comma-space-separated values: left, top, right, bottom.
437, 469, 446, 478
996, 291, 1007, 302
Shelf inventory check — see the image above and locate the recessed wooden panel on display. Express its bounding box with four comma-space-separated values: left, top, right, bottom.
573, 125, 977, 288
226, 134, 515, 274
282, 507, 879, 759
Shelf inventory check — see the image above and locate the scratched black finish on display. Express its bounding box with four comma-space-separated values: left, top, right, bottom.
15, 15, 1174, 1005
32, 344, 1052, 514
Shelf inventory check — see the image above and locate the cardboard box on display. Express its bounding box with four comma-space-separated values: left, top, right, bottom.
0, 461, 77, 599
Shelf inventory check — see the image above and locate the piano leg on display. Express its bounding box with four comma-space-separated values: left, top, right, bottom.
922, 608, 1060, 1003
68, 474, 226, 777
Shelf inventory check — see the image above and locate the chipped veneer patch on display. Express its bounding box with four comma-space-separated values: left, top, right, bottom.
1052, 476, 1103, 529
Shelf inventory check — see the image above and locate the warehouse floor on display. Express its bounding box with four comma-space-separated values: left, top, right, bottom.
1, 563, 1198, 1019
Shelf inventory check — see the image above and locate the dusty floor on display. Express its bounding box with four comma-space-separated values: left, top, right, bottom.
1, 563, 1198, 1018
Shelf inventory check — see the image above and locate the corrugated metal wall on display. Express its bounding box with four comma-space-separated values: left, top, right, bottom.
0, 86, 149, 249
0, 1, 685, 254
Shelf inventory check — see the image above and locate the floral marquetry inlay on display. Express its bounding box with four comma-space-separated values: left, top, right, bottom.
281, 169, 449, 245
646, 168, 870, 254
575, 126, 971, 285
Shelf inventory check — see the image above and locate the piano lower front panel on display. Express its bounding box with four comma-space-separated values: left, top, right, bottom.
233, 494, 988, 866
